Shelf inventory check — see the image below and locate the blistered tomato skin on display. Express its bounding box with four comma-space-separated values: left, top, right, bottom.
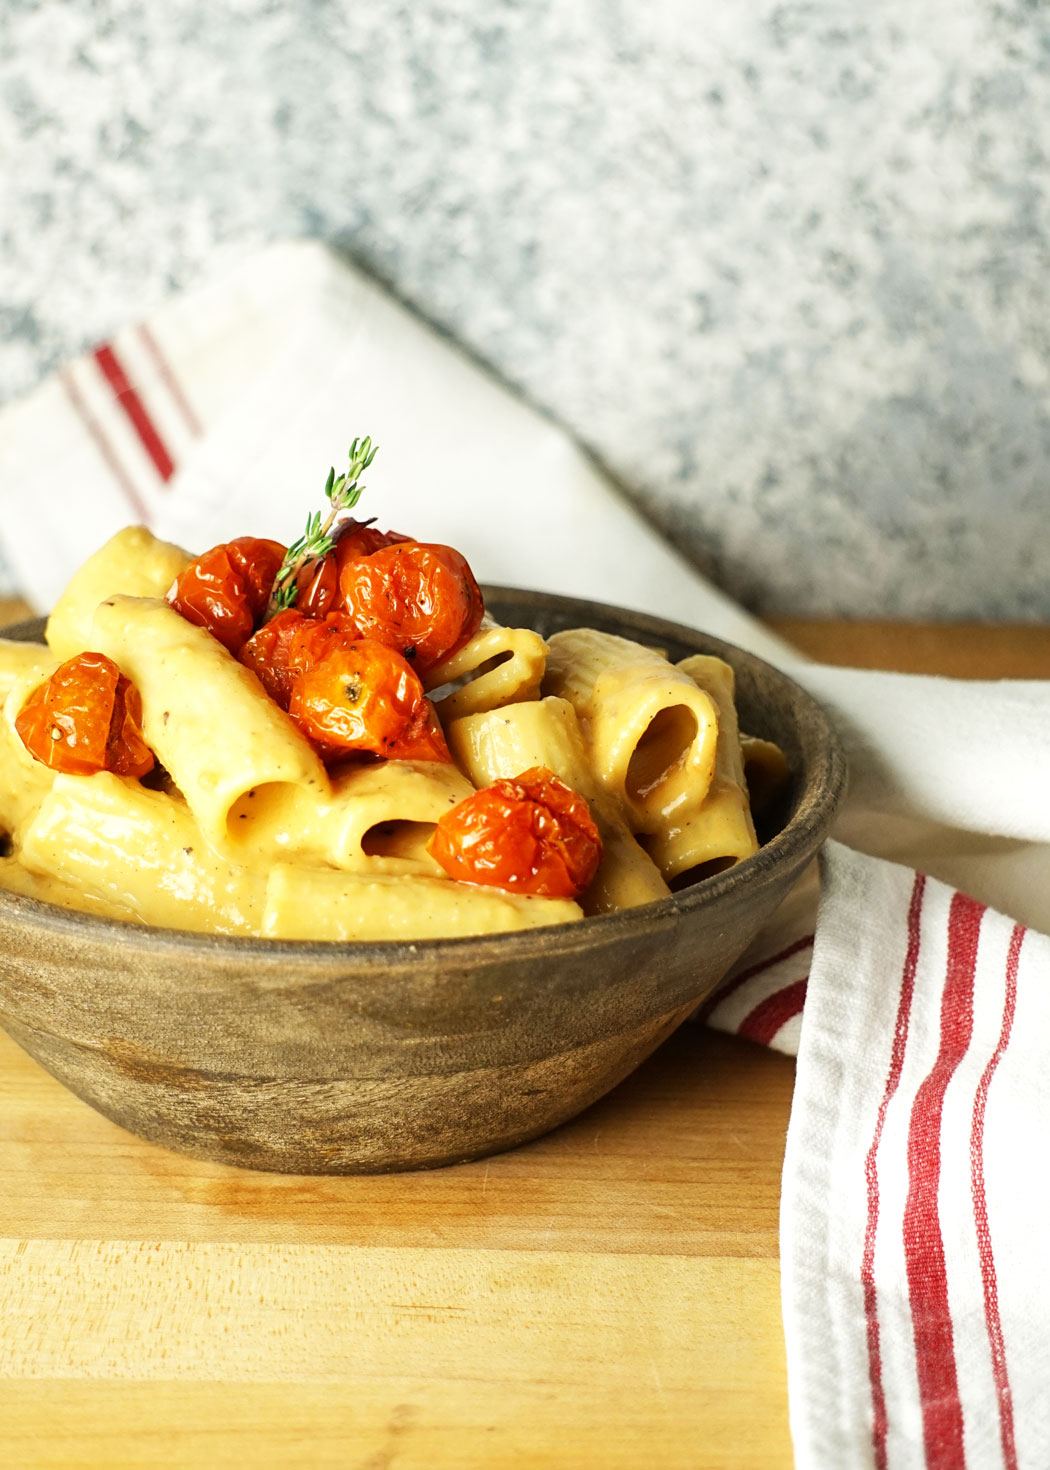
338, 542, 484, 672
168, 537, 286, 654
105, 676, 154, 777
383, 698, 453, 765
427, 767, 602, 899
15, 652, 154, 779
295, 556, 339, 620
240, 611, 450, 763
297, 519, 411, 618
286, 630, 451, 764
238, 608, 311, 707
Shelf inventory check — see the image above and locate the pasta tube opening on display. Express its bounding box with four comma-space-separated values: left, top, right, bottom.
624, 705, 700, 806
740, 735, 791, 818
644, 653, 761, 882
20, 773, 267, 934
360, 819, 437, 863
429, 649, 513, 698
667, 855, 739, 890
446, 696, 670, 915
424, 623, 548, 720
223, 780, 325, 856
543, 628, 719, 834
221, 759, 472, 876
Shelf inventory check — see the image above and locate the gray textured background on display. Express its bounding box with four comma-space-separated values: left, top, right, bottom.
2, 0, 1049, 618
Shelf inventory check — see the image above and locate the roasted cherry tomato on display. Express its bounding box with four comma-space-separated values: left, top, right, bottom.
15, 652, 154, 779
241, 610, 449, 762
338, 541, 484, 672
333, 516, 411, 561
286, 628, 451, 764
105, 675, 154, 777
297, 519, 410, 618
238, 608, 314, 707
295, 556, 339, 620
383, 697, 453, 765
427, 766, 602, 899
168, 536, 286, 654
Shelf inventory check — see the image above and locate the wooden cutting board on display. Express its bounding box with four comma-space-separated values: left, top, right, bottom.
1, 610, 1047, 1469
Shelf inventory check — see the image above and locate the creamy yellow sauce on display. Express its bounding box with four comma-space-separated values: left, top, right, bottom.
0, 527, 784, 940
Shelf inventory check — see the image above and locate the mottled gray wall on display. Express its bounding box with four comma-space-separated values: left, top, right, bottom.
3, 0, 1050, 618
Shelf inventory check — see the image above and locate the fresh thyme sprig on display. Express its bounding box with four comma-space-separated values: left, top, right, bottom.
266, 436, 379, 619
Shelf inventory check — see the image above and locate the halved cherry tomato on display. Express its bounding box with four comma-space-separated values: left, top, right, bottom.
427, 766, 602, 899
168, 536, 286, 654
297, 519, 410, 618
338, 541, 484, 672
16, 652, 154, 779
286, 628, 450, 764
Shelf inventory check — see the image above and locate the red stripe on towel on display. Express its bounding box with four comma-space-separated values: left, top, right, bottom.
863, 871, 926, 1470
736, 977, 808, 1046
93, 343, 175, 482
59, 368, 151, 525
903, 891, 984, 1470
970, 923, 1024, 1470
694, 933, 815, 1023
136, 323, 203, 437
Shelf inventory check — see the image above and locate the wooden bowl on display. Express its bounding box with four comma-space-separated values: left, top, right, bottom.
0, 591, 846, 1174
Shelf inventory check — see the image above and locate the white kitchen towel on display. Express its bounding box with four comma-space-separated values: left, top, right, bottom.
0, 241, 792, 667
1, 240, 1047, 1470
783, 842, 1048, 1470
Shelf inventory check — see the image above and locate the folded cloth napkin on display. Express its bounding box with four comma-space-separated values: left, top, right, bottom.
1, 241, 1047, 1470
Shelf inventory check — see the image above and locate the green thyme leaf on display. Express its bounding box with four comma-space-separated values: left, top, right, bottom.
265, 437, 379, 620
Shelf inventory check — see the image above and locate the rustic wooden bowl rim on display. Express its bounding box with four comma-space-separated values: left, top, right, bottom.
0, 588, 847, 969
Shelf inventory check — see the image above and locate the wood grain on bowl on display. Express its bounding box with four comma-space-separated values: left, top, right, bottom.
0, 591, 846, 1173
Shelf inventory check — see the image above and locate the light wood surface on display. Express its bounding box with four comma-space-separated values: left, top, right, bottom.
1, 605, 1047, 1470
767, 617, 1050, 678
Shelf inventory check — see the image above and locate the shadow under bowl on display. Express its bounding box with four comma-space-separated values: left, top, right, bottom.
0, 590, 846, 1174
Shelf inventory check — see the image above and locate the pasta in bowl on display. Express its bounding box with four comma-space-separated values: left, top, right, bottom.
0, 464, 846, 1172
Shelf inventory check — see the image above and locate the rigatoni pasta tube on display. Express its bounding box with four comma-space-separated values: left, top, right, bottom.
89, 596, 330, 850
447, 695, 595, 792
0, 661, 61, 843
446, 696, 670, 915
223, 758, 474, 875
0, 853, 126, 920
20, 773, 267, 935
641, 654, 759, 881
424, 621, 548, 720
315, 760, 473, 874
740, 734, 791, 817
543, 628, 720, 835
47, 526, 192, 660
0, 639, 58, 704
264, 866, 583, 940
